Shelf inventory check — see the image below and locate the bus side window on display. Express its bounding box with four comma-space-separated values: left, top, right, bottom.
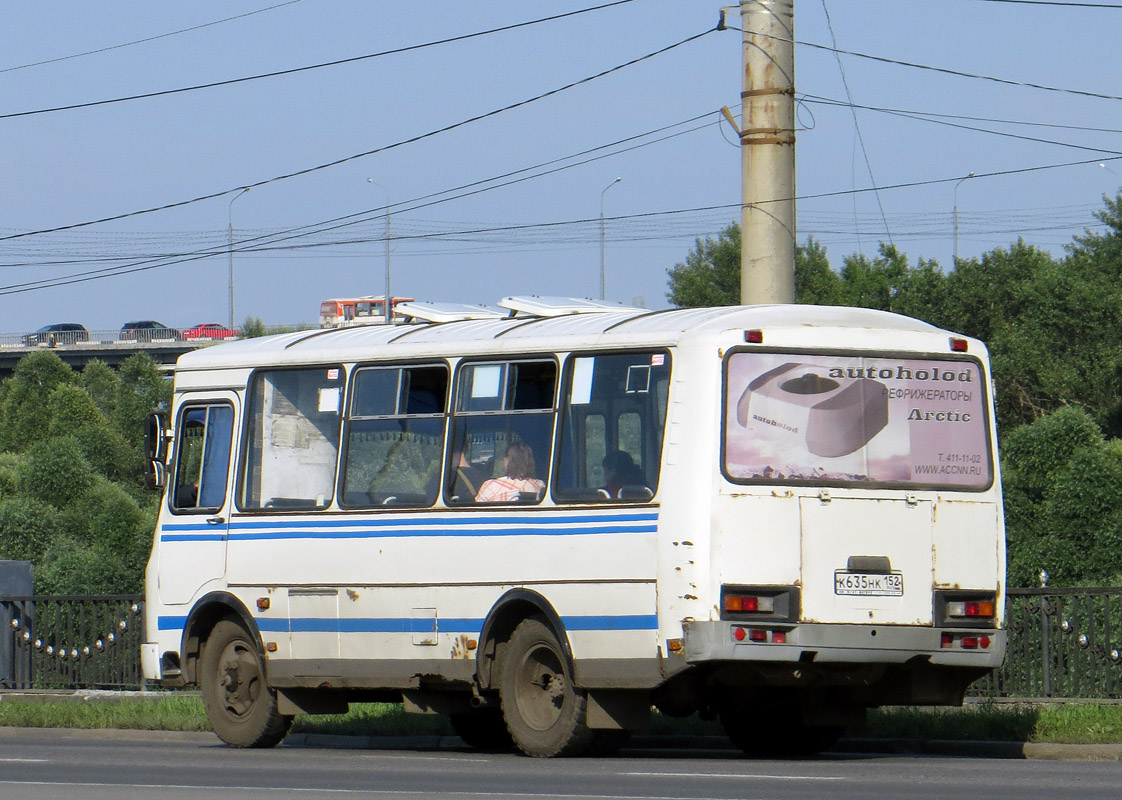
172, 405, 234, 512
240, 367, 344, 511
341, 364, 448, 508
554, 351, 670, 503
447, 360, 557, 505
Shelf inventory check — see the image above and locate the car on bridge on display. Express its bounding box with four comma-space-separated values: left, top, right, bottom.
181, 322, 239, 340
120, 320, 181, 342
21, 323, 89, 346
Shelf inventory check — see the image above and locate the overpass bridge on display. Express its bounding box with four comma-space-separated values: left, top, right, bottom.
0, 334, 207, 380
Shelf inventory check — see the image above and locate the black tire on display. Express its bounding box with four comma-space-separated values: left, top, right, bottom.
719, 709, 843, 757
199, 619, 292, 748
500, 616, 594, 757
449, 708, 516, 752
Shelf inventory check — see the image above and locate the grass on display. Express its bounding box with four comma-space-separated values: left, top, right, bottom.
3, 695, 1122, 745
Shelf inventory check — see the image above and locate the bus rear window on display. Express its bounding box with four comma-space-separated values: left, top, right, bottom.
724, 352, 992, 489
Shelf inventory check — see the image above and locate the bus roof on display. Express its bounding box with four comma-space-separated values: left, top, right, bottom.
174, 303, 969, 374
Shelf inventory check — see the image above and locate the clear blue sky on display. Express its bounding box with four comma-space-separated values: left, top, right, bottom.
2, 0, 1119, 334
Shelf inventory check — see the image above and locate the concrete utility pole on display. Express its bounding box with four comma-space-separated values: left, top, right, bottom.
228, 187, 251, 331
368, 179, 392, 324
739, 0, 796, 305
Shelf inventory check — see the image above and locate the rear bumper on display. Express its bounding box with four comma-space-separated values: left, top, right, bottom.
683, 620, 1006, 669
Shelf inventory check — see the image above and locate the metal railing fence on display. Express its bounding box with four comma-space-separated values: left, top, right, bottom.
1, 595, 144, 690
3, 589, 1122, 697
976, 587, 1122, 699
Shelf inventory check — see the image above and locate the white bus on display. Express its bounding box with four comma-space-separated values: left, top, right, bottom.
141, 297, 1006, 757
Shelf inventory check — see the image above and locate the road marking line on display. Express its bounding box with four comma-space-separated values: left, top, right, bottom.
625, 771, 846, 781
0, 782, 801, 799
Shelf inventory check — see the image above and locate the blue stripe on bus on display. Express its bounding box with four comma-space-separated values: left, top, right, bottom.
157, 614, 657, 634
160, 511, 658, 543
224, 524, 655, 541
161, 512, 657, 532
159, 534, 227, 542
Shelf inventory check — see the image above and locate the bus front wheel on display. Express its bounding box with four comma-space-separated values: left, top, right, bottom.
200, 619, 292, 748
500, 616, 593, 757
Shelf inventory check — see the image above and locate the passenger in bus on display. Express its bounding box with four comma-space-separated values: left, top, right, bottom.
450, 449, 489, 500
603, 450, 645, 498
475, 441, 545, 502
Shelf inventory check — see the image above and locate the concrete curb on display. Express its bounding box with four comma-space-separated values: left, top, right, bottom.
3, 725, 1122, 761
4, 692, 1122, 761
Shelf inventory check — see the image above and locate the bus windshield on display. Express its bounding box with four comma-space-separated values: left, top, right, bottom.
724, 351, 992, 489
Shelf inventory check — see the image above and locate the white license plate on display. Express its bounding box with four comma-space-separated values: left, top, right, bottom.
834, 571, 903, 596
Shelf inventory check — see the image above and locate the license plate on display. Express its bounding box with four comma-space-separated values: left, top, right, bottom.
834, 571, 903, 596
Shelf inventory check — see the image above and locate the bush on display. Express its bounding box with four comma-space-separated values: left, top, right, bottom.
35, 536, 141, 595
1003, 407, 1122, 586
16, 436, 95, 509
0, 495, 63, 563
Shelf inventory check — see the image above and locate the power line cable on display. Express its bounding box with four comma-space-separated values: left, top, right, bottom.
820, 0, 893, 246
799, 93, 1122, 135
965, 0, 1122, 8
5, 153, 1120, 296
0, 0, 638, 120
801, 95, 1122, 154
0, 2, 304, 74
0, 111, 720, 269
0, 26, 717, 244
725, 24, 1122, 103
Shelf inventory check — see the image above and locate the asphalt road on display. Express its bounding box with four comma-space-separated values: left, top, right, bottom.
2, 729, 1122, 800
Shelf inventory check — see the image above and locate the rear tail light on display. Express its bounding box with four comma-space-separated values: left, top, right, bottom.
940, 632, 993, 650
724, 594, 775, 614
732, 626, 788, 644
938, 591, 998, 628
720, 586, 797, 622
946, 600, 996, 619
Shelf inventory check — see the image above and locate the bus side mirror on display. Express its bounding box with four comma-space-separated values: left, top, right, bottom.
144, 459, 167, 491
144, 412, 169, 489
144, 412, 168, 461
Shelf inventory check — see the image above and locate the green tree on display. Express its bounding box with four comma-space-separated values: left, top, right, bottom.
17, 436, 96, 509
665, 223, 741, 307
80, 358, 119, 420
112, 354, 171, 447
0, 495, 63, 563
241, 315, 268, 338
0, 350, 77, 453
46, 384, 105, 437
665, 223, 844, 308
1001, 407, 1109, 586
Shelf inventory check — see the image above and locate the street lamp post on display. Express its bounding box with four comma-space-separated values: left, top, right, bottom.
228, 187, 251, 332
599, 177, 621, 301
952, 173, 975, 265
368, 179, 392, 324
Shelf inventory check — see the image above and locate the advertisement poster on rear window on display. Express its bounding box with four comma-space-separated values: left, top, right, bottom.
724, 352, 992, 488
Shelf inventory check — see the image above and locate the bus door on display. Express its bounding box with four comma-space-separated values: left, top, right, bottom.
800, 495, 934, 626
158, 395, 238, 605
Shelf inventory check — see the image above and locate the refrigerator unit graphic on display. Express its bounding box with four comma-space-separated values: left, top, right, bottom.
735, 362, 889, 458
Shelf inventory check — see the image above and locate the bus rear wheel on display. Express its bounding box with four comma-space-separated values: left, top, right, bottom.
500, 616, 593, 757
200, 619, 292, 748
